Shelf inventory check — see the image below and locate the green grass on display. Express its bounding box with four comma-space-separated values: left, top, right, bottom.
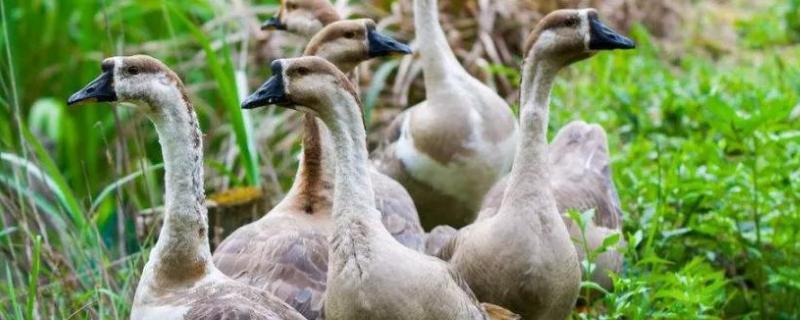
1, 0, 799, 319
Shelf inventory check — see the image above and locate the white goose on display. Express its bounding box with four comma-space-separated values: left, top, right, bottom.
67, 55, 305, 320
372, 0, 519, 229
242, 56, 519, 320
438, 9, 634, 319
213, 21, 421, 320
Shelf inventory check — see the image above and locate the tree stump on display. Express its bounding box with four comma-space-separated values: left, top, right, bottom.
135, 186, 269, 250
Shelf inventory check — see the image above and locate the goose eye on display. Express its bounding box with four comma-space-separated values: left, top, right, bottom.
565, 19, 579, 27
127, 66, 139, 75
296, 67, 309, 76
344, 31, 356, 39
287, 3, 298, 10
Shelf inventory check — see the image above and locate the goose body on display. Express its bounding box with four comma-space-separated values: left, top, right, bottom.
242, 56, 518, 320
477, 120, 624, 290
439, 10, 635, 319
372, 0, 518, 229
213, 20, 423, 320
68, 55, 304, 320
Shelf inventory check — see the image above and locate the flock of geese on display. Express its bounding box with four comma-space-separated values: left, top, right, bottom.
66, 0, 635, 319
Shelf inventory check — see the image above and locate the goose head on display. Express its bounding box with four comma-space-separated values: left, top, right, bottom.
242, 57, 358, 119
304, 19, 412, 73
67, 55, 188, 115
262, 0, 340, 38
523, 8, 635, 67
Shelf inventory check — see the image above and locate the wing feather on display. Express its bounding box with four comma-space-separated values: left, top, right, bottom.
214, 221, 328, 320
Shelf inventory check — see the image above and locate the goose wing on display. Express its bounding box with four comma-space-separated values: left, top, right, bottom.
549, 121, 622, 229
213, 221, 329, 320
180, 280, 306, 320
370, 168, 426, 251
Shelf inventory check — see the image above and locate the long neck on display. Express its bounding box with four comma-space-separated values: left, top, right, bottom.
289, 58, 362, 215
287, 114, 335, 215
147, 92, 212, 284
500, 54, 560, 214
414, 0, 467, 83
316, 90, 384, 265
324, 94, 376, 219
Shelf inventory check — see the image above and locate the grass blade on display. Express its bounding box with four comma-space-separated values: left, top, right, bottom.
168, 4, 261, 187
90, 163, 164, 213
0, 151, 80, 227
25, 235, 42, 319
4, 264, 23, 320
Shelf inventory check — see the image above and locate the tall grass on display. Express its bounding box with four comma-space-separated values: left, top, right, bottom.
0, 0, 278, 317
1, 0, 799, 318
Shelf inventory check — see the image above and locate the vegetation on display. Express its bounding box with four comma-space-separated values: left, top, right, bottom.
1, 0, 798, 318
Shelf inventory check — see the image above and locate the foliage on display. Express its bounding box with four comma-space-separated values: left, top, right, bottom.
1, 0, 798, 319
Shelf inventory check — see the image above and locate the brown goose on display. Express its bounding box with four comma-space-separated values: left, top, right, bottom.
242, 56, 519, 320
262, 0, 340, 38
477, 120, 624, 291
67, 55, 304, 320
371, 0, 519, 229
213, 20, 421, 320
438, 9, 634, 319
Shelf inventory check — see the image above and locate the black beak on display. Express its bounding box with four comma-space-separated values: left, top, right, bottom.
367, 28, 412, 57
588, 16, 635, 50
261, 15, 286, 31
242, 61, 291, 109
67, 69, 117, 106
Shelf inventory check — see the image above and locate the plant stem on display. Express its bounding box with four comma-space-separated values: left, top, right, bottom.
751, 134, 766, 319
25, 235, 41, 319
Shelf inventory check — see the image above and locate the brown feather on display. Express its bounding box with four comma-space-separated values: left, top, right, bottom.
482, 303, 522, 320
214, 218, 329, 320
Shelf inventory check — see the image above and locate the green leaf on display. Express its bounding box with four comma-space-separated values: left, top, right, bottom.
597, 232, 621, 254
580, 280, 610, 295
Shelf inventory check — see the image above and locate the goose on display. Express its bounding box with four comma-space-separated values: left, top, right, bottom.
213, 20, 421, 320
262, 0, 340, 38
67, 55, 305, 320
431, 121, 625, 288
437, 9, 634, 319
476, 120, 624, 291
242, 56, 519, 320
371, 0, 519, 229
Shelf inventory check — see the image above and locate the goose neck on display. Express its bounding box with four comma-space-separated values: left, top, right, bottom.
287, 114, 335, 215
500, 55, 561, 213
320, 93, 376, 218
147, 90, 212, 284
414, 0, 465, 82
317, 89, 384, 272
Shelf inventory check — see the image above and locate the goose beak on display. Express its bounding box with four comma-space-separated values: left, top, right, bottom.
588, 17, 635, 50
367, 29, 412, 57
242, 62, 291, 109
67, 70, 117, 106
261, 15, 286, 31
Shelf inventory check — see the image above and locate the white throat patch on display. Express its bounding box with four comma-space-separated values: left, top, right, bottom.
580, 10, 591, 50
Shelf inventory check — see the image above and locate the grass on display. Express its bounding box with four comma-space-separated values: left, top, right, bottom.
1, 0, 799, 319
